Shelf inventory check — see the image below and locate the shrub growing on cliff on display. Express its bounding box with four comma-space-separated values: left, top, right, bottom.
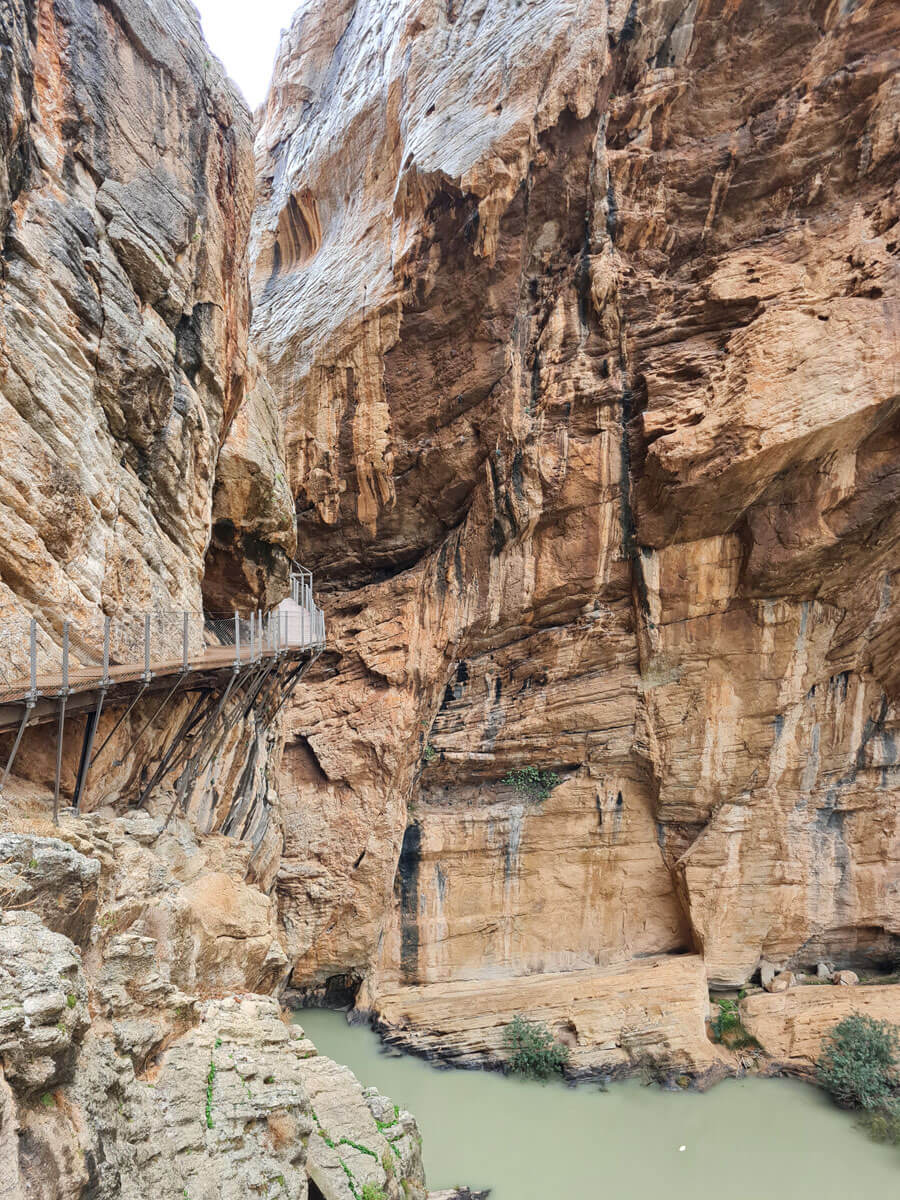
361, 1185, 388, 1200
817, 1014, 899, 1112
502, 767, 560, 802
502, 1015, 569, 1080
711, 999, 759, 1050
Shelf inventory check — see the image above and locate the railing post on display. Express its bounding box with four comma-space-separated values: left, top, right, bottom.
234, 610, 240, 667
53, 622, 71, 825
143, 613, 151, 682
28, 618, 37, 702
75, 617, 109, 815
102, 616, 110, 687
61, 621, 70, 693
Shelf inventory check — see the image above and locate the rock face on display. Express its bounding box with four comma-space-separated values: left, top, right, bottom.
0, 0, 276, 629
373, 954, 726, 1083
0, 815, 427, 1199
741, 983, 900, 1071
0, 0, 295, 819
0, 6, 387, 1187
251, 0, 900, 1052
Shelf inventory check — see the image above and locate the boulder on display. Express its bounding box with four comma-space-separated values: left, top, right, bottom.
760, 961, 778, 989
765, 972, 795, 994
0, 835, 99, 946
832, 970, 859, 987
0, 911, 90, 1092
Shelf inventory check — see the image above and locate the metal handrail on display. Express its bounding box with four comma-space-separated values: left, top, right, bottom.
0, 565, 327, 816
0, 582, 326, 707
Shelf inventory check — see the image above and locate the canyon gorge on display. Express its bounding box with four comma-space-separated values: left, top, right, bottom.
255, 0, 900, 1061
0, 0, 898, 1195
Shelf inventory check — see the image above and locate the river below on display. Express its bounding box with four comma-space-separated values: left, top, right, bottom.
295, 1009, 896, 1200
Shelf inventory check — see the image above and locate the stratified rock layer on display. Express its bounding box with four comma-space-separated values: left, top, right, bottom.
741, 982, 900, 1071
252, 0, 900, 1045
373, 954, 726, 1083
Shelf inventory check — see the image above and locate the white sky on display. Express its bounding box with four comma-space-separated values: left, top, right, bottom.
193, 1, 299, 110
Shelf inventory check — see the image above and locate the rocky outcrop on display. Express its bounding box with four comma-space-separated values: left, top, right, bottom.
0, 912, 90, 1095
302, 1055, 425, 1200
0, 809, 289, 1052
0, 813, 428, 1198
251, 0, 900, 1053
0, 832, 99, 943
372, 954, 726, 1083
741, 981, 900, 1073
1, 942, 426, 1199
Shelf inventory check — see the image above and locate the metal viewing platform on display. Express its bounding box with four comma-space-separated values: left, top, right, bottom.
0, 562, 325, 821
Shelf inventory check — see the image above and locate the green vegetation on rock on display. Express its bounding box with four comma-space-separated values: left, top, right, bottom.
502, 767, 560, 801
360, 1185, 388, 1200
711, 999, 760, 1050
205, 1058, 217, 1129
817, 1015, 899, 1111
817, 1014, 899, 1147
502, 1014, 569, 1080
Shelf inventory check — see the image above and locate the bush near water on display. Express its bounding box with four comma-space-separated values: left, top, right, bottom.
816, 1014, 900, 1146
502, 1015, 569, 1080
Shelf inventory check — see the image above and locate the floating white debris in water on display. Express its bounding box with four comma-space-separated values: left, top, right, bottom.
679, 1146, 686, 1152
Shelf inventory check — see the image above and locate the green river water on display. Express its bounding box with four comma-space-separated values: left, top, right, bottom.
295, 1008, 897, 1200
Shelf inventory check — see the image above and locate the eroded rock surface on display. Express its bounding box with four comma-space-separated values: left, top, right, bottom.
0, 816, 427, 1199
740, 982, 900, 1070
373, 954, 726, 1083
252, 0, 900, 1054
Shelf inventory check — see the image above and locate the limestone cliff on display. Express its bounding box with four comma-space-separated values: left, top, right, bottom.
251, 0, 900, 1058
0, 0, 296, 829
0, 4, 431, 1196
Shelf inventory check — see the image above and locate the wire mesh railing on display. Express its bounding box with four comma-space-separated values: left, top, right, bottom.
0, 563, 325, 706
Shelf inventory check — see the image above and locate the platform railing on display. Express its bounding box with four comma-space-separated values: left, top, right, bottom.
0, 569, 325, 707
0, 565, 326, 817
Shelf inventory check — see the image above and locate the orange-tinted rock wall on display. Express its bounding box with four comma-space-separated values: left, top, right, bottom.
252, 0, 900, 1018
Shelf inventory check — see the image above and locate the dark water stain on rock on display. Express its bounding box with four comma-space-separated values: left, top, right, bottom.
396, 822, 422, 981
